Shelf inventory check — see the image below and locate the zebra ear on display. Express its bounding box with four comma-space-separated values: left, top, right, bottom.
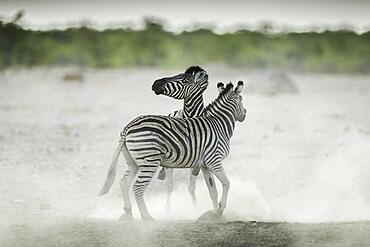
217, 82, 225, 93
234, 81, 244, 94
194, 71, 206, 82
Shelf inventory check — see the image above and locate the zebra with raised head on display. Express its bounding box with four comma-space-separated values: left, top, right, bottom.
152, 66, 218, 212
100, 81, 246, 220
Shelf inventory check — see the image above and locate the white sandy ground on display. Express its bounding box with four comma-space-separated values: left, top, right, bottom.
0, 67, 369, 246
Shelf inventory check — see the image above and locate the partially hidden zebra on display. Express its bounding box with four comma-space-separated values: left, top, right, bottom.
99, 81, 246, 220
152, 66, 218, 212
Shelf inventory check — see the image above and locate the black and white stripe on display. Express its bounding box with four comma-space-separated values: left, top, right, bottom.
100, 81, 246, 220
153, 66, 212, 210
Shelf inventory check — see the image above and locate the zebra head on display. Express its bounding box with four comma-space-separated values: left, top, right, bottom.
152, 66, 208, 99
218, 81, 246, 122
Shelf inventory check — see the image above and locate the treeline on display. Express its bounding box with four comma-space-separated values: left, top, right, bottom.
1, 18, 369, 73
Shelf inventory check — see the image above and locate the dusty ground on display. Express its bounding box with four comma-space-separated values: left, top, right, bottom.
0, 67, 369, 246
2, 219, 370, 247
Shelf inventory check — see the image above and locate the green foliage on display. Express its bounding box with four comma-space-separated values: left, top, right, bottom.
0, 19, 369, 73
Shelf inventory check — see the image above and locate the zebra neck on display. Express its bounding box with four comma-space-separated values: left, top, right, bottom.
215, 111, 236, 139
207, 100, 236, 139
183, 93, 205, 118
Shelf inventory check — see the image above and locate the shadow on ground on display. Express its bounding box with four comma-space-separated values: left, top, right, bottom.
2, 219, 369, 247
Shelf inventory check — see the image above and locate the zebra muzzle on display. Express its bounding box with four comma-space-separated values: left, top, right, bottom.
152, 79, 166, 95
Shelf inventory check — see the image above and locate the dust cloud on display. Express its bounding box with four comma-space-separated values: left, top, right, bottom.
0, 67, 369, 231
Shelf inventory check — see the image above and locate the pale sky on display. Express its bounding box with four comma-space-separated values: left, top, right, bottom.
1, 0, 370, 32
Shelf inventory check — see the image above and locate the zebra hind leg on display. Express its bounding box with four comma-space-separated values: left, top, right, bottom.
133, 162, 160, 220
119, 150, 138, 221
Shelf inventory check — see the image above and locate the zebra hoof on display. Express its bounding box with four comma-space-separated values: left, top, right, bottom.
119, 213, 133, 221
197, 209, 222, 222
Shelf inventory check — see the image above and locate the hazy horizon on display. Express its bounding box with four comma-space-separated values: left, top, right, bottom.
1, 0, 370, 32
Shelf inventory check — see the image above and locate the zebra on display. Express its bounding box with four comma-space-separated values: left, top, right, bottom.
152, 66, 219, 212
99, 81, 246, 220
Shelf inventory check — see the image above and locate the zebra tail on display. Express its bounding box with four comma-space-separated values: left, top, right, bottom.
99, 138, 125, 196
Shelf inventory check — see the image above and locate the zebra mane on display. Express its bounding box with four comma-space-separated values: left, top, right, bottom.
185, 65, 204, 75
204, 83, 234, 113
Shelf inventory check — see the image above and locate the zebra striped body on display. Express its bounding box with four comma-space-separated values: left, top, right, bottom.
123, 112, 232, 170
100, 82, 246, 220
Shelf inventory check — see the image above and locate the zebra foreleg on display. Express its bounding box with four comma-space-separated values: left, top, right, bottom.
201, 167, 218, 210
197, 166, 229, 222
164, 168, 174, 214
212, 167, 230, 214
133, 163, 159, 220
188, 169, 199, 207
